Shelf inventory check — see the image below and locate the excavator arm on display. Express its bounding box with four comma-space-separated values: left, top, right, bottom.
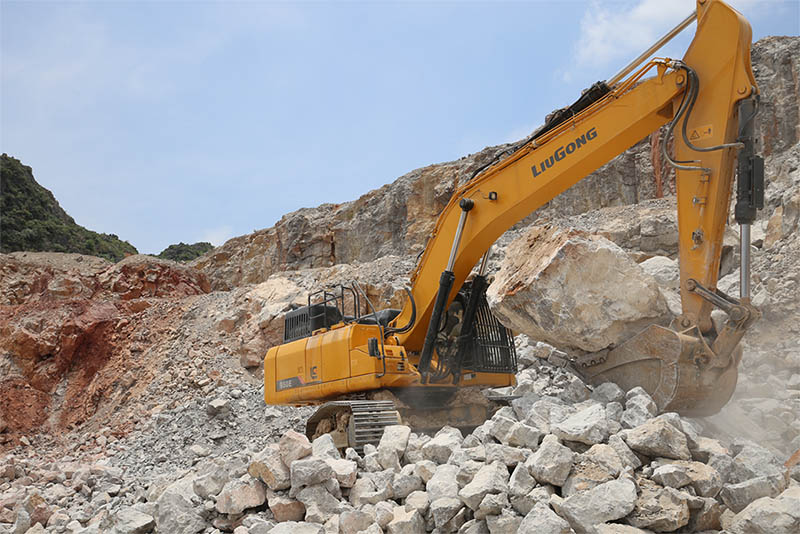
390, 0, 761, 415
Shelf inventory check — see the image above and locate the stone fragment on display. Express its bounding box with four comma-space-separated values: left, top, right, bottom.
378, 425, 412, 458
518, 502, 572, 534
290, 457, 335, 491
652, 464, 691, 489
729, 443, 785, 483
391, 470, 424, 500
296, 484, 343, 523
248, 444, 291, 491
508, 463, 536, 498
485, 508, 522, 534
422, 426, 463, 464
727, 486, 800, 534
339, 509, 374, 534
311, 434, 340, 460
155, 477, 206, 534
193, 465, 230, 499
626, 481, 690, 532
112, 508, 155, 534
264, 492, 301, 522
608, 434, 642, 470
458, 461, 509, 511
720, 475, 787, 513
215, 476, 267, 515
621, 393, 658, 430
686, 497, 722, 532
414, 460, 437, 483
690, 436, 730, 463
623, 419, 691, 460
525, 434, 575, 486
484, 443, 528, 467
561, 455, 617, 497
591, 382, 625, 404
426, 464, 460, 502
553, 476, 637, 534
511, 485, 555, 516
459, 519, 491, 534
21, 493, 51, 529
668, 460, 722, 497
477, 492, 509, 520
404, 490, 429, 514
431, 497, 464, 527
552, 404, 610, 445
377, 448, 401, 471
206, 397, 231, 417
280, 430, 313, 466
266, 522, 324, 534
386, 507, 425, 534
324, 459, 358, 488
487, 227, 668, 353
595, 525, 651, 534
374, 500, 395, 528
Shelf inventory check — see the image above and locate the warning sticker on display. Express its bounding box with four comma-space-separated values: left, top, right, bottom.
689, 125, 713, 141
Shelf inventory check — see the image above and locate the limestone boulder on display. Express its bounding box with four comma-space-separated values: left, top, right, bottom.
626, 480, 690, 532
154, 477, 206, 534
727, 486, 800, 534
296, 484, 343, 524
551, 404, 610, 445
487, 226, 668, 353
623, 419, 691, 460
279, 430, 313, 466
525, 434, 575, 487
553, 476, 638, 534
248, 444, 290, 491
458, 461, 509, 511
215, 476, 267, 515
266, 490, 305, 522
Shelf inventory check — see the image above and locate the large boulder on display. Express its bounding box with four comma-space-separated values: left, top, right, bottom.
487, 227, 668, 353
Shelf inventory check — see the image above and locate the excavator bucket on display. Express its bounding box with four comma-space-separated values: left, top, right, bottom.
577, 325, 740, 417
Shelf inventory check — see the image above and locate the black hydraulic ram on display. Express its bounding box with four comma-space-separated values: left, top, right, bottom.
418, 198, 474, 383
734, 96, 764, 301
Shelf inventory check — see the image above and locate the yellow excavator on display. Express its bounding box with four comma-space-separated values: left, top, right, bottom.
264, 0, 764, 450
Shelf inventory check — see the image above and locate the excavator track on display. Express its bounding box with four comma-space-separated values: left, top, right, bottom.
305, 388, 512, 452
305, 400, 400, 454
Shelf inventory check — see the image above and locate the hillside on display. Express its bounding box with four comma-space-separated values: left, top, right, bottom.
157, 241, 214, 262
0, 154, 138, 262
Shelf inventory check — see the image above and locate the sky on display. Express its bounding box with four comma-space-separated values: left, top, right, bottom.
2, 0, 798, 254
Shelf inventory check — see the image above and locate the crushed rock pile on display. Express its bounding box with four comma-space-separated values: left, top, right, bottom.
1, 346, 798, 534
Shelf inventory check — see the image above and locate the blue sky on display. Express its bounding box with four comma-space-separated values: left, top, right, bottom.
2, 0, 798, 254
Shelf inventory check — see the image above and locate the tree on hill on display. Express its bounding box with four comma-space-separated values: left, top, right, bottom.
157, 242, 214, 262
0, 154, 138, 262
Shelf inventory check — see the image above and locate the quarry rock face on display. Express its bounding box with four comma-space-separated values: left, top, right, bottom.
487, 226, 668, 353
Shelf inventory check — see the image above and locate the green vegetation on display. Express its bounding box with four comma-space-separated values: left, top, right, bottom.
157, 242, 214, 262
0, 154, 138, 262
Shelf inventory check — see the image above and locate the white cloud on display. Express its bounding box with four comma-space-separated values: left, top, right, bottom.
574, 0, 693, 69
201, 225, 234, 247
562, 0, 762, 83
